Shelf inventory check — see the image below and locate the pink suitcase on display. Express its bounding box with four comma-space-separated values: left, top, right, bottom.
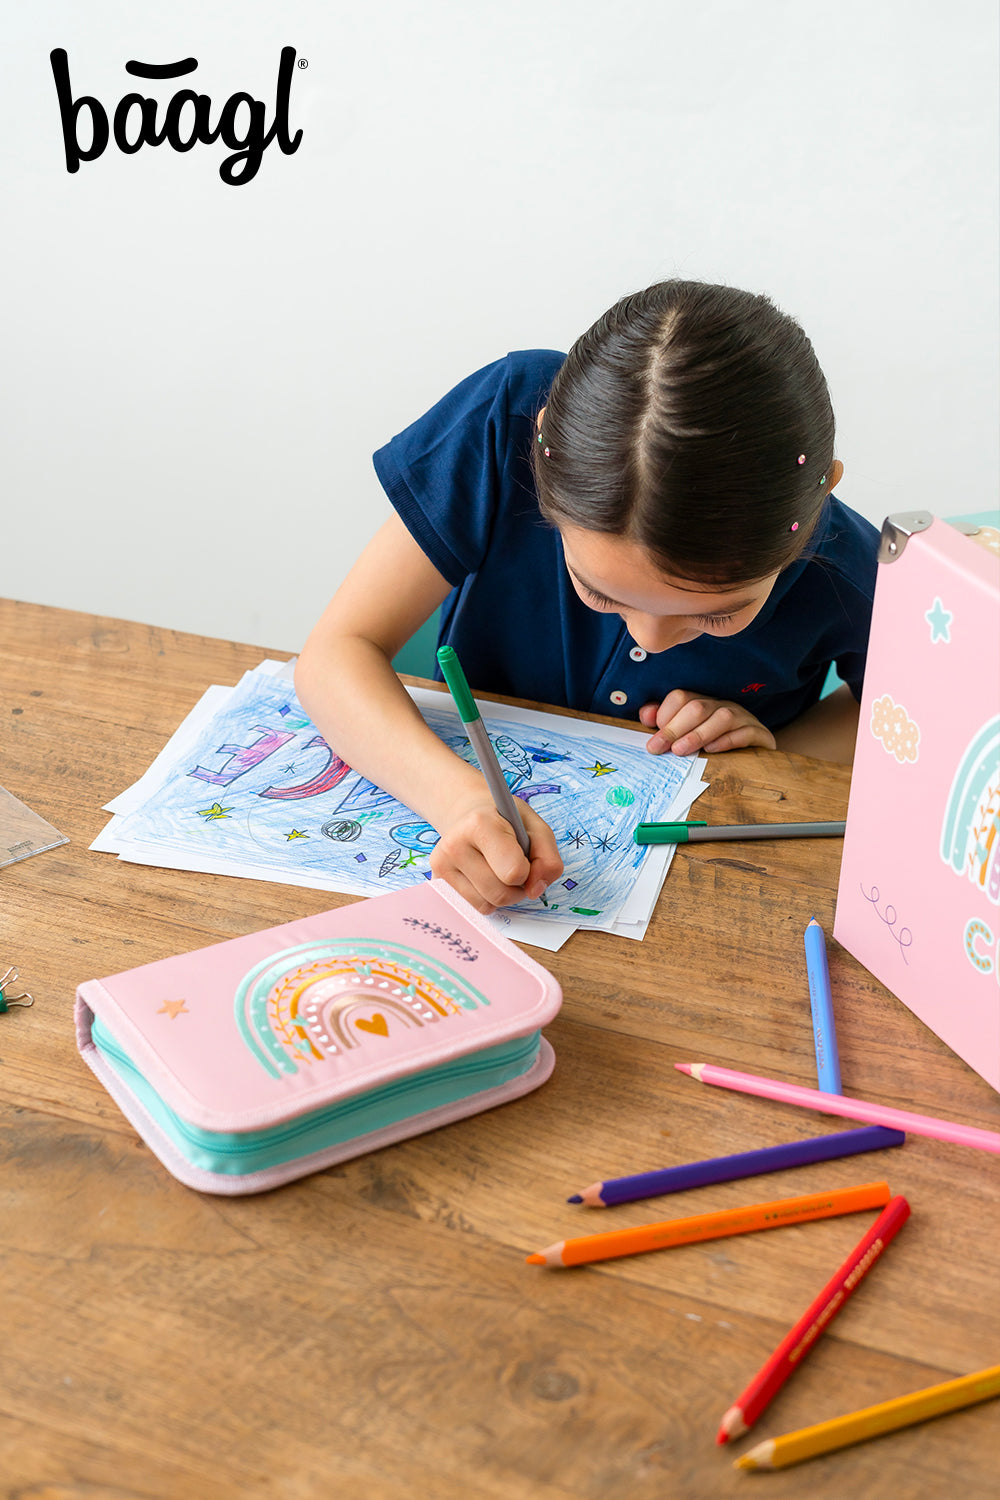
835, 513, 1000, 1090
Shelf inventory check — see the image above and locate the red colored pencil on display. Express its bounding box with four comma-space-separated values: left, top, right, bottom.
717, 1195, 911, 1443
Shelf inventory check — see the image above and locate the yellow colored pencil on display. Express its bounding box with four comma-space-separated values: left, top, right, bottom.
734, 1364, 1000, 1470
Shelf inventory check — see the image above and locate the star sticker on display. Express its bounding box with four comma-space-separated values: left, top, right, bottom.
196, 802, 233, 821
157, 998, 189, 1019
286, 829, 309, 841
586, 761, 616, 777
925, 597, 952, 644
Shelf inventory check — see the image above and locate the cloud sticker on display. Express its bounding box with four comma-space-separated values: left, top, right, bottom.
870, 693, 920, 764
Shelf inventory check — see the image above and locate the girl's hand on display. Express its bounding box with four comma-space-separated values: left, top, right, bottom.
639, 690, 777, 755
429, 790, 564, 914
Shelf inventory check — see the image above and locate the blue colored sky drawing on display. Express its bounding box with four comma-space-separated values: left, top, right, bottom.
114, 673, 690, 923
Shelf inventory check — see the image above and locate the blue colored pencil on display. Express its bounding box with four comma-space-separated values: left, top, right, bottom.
804, 917, 842, 1093
567, 1125, 905, 1206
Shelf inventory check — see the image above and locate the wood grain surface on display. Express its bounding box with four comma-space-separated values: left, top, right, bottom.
1, 599, 997, 1500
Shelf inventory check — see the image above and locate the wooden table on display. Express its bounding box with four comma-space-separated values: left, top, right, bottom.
2, 599, 997, 1500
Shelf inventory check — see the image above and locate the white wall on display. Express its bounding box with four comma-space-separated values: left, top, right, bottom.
4, 0, 997, 651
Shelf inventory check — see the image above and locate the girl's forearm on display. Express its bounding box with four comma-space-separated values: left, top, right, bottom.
294, 635, 484, 831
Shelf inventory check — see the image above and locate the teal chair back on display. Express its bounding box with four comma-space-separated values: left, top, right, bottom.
392, 609, 442, 678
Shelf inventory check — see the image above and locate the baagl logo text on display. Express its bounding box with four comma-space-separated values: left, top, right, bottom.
49, 47, 304, 185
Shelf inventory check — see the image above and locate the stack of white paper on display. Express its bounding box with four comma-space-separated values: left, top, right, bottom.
93, 662, 706, 951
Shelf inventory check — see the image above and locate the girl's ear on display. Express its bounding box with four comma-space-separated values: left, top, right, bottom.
536, 405, 546, 431
825, 459, 844, 493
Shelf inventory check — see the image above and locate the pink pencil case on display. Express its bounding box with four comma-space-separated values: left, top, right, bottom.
76, 880, 562, 1194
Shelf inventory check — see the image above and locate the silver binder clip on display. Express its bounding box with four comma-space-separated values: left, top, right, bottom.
0, 965, 34, 1011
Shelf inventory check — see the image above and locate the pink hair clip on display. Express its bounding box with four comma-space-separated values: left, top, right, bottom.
797, 454, 806, 465
790, 521, 799, 532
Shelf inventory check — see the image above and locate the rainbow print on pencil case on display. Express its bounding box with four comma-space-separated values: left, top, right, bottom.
236, 939, 491, 1079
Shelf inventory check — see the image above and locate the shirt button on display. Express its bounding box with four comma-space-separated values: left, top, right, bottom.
609, 690, 628, 706
629, 646, 647, 662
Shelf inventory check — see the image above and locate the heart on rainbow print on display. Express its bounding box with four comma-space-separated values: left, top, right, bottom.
355, 1013, 390, 1037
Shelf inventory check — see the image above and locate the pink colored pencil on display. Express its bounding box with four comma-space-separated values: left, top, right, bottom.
675, 1063, 1000, 1155
717, 1194, 911, 1443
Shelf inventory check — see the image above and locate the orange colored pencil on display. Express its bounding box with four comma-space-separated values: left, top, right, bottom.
525, 1181, 891, 1268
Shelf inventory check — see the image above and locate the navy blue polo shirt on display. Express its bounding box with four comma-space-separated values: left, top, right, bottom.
373, 350, 879, 729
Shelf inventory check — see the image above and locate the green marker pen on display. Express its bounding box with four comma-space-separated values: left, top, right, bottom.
633, 820, 847, 845
436, 645, 531, 858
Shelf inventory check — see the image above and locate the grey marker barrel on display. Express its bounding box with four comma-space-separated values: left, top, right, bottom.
691, 820, 847, 841
465, 717, 531, 857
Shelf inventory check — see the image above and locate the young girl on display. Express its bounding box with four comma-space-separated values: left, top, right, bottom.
295, 280, 879, 913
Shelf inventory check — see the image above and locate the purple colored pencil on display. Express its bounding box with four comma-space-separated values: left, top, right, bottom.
568, 1125, 905, 1207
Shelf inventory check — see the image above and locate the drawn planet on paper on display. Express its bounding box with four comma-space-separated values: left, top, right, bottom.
605, 785, 635, 808
321, 819, 363, 842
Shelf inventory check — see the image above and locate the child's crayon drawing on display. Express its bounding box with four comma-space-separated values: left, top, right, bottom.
113, 671, 692, 924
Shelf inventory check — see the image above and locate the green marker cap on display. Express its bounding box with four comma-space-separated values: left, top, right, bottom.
633, 820, 707, 845
436, 645, 479, 724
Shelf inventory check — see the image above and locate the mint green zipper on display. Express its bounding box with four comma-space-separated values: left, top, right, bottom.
90, 1015, 540, 1177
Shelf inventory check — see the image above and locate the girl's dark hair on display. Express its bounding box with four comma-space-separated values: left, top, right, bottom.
532, 280, 835, 587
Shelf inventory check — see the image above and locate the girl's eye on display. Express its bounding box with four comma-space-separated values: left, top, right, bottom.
696, 613, 736, 629
583, 586, 616, 609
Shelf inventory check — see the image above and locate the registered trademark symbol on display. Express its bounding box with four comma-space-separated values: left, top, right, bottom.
298, 57, 308, 68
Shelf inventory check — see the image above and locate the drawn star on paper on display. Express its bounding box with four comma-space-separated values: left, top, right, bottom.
925, 597, 952, 644
586, 761, 616, 777
157, 998, 189, 1019
286, 829, 309, 841
197, 802, 233, 821
566, 830, 588, 849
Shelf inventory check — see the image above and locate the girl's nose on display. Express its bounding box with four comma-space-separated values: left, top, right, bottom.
626, 614, 695, 654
